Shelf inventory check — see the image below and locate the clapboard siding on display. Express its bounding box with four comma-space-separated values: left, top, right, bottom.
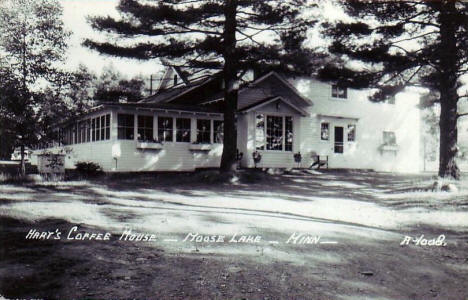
293, 77, 422, 173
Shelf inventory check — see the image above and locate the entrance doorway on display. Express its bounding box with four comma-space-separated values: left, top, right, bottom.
334, 126, 344, 153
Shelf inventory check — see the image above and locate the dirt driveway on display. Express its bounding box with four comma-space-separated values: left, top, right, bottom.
0, 170, 467, 299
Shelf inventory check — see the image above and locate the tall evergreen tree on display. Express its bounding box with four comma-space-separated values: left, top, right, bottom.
84, 0, 317, 172
320, 1, 468, 179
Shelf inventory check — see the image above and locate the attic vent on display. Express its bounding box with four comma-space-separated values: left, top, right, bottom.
174, 74, 178, 86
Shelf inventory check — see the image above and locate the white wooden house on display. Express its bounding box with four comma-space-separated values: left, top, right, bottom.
32, 67, 422, 173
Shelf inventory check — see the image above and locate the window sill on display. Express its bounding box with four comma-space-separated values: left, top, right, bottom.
136, 141, 163, 150
255, 149, 293, 153
189, 144, 212, 151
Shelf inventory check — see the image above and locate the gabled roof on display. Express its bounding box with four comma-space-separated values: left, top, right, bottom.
139, 73, 219, 104
238, 96, 309, 116
241, 71, 313, 106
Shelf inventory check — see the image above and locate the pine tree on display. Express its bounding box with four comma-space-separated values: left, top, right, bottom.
320, 1, 468, 179
84, 0, 317, 172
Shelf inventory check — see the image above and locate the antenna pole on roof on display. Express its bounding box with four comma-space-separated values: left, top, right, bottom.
150, 74, 153, 95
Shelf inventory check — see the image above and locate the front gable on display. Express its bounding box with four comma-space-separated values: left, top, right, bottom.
238, 72, 313, 111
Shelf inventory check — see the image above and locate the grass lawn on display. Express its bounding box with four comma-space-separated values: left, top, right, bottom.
0, 169, 467, 299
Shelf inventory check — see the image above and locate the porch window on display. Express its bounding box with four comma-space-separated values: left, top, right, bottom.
285, 116, 293, 151
137, 115, 154, 141
158, 117, 173, 142
118, 114, 135, 140
101, 115, 110, 141
85, 119, 91, 142
321, 123, 329, 140
91, 118, 96, 141
347, 124, 356, 142
255, 114, 293, 152
383, 131, 396, 145
196, 119, 211, 144
95, 116, 101, 141
255, 114, 265, 150
332, 84, 347, 99
176, 118, 191, 142
214, 120, 224, 144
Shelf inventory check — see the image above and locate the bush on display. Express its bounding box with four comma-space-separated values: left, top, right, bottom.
74, 161, 104, 178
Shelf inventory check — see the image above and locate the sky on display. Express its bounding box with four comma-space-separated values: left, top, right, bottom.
60, 0, 164, 79
58, 0, 343, 80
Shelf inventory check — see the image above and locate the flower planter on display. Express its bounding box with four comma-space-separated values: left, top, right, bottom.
189, 144, 212, 151
379, 144, 399, 154
136, 141, 163, 150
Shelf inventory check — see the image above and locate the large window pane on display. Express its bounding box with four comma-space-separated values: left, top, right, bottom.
266, 116, 283, 151
321, 123, 329, 140
100, 115, 105, 141
91, 118, 96, 142
105, 114, 110, 140
96, 116, 101, 141
285, 116, 293, 151
214, 120, 224, 144
348, 124, 356, 142
255, 114, 265, 150
196, 119, 211, 144
117, 114, 135, 140
176, 118, 191, 142
158, 117, 173, 142
137, 115, 154, 141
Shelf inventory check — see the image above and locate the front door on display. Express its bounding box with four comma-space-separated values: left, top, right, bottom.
334, 126, 344, 153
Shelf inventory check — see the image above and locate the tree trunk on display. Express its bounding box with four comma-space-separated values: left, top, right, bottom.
220, 0, 238, 173
438, 1, 460, 179
438, 100, 459, 179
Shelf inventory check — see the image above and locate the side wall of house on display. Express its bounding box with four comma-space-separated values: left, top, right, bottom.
33, 108, 223, 172
292, 78, 422, 173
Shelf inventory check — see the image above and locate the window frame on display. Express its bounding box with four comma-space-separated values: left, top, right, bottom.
255, 113, 293, 152
347, 124, 356, 142
157, 116, 174, 142
117, 113, 135, 140
321, 122, 330, 141
196, 119, 212, 144
213, 120, 224, 144
137, 114, 154, 142
175, 117, 191, 143
331, 84, 347, 99
383, 131, 397, 146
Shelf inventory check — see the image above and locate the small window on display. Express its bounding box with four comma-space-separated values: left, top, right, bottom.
158, 117, 173, 142
117, 114, 135, 140
196, 119, 211, 144
332, 84, 347, 99
176, 118, 191, 142
348, 124, 356, 142
321, 123, 329, 140
383, 131, 396, 145
213, 120, 224, 144
137, 115, 154, 141
255, 114, 265, 150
